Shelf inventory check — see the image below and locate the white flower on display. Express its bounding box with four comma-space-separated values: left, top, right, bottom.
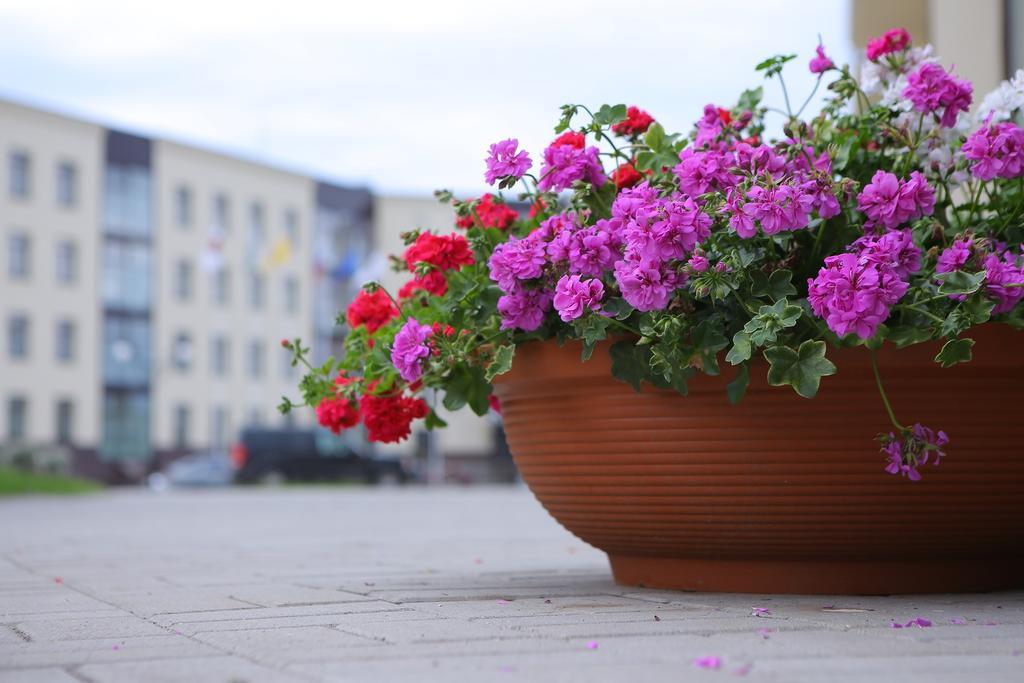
976, 69, 1024, 123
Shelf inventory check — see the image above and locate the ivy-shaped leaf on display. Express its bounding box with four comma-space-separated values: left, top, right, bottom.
690, 318, 729, 375
726, 364, 750, 405
610, 340, 650, 392
485, 345, 515, 382
934, 337, 974, 368
424, 409, 448, 430
593, 103, 628, 126
726, 331, 752, 365
763, 340, 837, 398
936, 270, 986, 295
743, 298, 802, 346
750, 269, 797, 301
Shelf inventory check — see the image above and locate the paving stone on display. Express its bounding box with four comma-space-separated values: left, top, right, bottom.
1, 488, 1022, 682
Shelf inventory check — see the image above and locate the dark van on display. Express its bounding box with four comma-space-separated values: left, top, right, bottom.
232, 428, 409, 485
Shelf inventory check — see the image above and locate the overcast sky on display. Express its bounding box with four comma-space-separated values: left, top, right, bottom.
0, 0, 854, 196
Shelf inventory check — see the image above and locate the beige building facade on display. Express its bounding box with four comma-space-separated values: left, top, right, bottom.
1, 100, 103, 453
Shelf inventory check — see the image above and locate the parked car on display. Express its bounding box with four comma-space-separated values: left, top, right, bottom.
232, 427, 409, 485
148, 450, 234, 490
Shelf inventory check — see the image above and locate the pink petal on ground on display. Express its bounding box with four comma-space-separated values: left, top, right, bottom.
112, 644, 121, 651
905, 617, 932, 628
496, 599, 511, 605
750, 607, 771, 617
695, 656, 723, 670
890, 622, 904, 629
732, 663, 754, 677
757, 628, 772, 639
54, 577, 63, 584
586, 641, 599, 650
544, 599, 552, 604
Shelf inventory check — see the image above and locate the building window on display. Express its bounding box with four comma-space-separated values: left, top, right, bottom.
7, 396, 27, 441
56, 162, 77, 208
173, 404, 190, 449
211, 405, 230, 450
56, 319, 75, 362
211, 335, 230, 377
8, 315, 29, 359
103, 316, 150, 385
174, 259, 193, 301
284, 208, 300, 246
212, 267, 231, 306
213, 193, 230, 233
8, 234, 30, 279
55, 241, 78, 285
102, 241, 151, 311
103, 165, 151, 236
171, 332, 193, 371
56, 399, 74, 444
249, 272, 266, 310
175, 185, 192, 228
9, 151, 30, 199
284, 277, 300, 315
249, 202, 265, 246
247, 339, 265, 379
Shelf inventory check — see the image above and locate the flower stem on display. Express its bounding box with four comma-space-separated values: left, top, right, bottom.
871, 350, 904, 431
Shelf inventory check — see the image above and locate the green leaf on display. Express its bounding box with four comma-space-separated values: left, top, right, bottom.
886, 325, 934, 348
643, 122, 666, 151
750, 269, 797, 301
726, 331, 753, 365
594, 103, 628, 126
743, 298, 802, 346
554, 104, 578, 134
934, 337, 974, 368
937, 270, 986, 295
690, 318, 729, 375
609, 340, 650, 392
726, 364, 750, 405
755, 54, 797, 78
485, 345, 515, 382
763, 340, 837, 399
736, 86, 763, 112
573, 314, 612, 347
424, 409, 448, 430
601, 297, 635, 321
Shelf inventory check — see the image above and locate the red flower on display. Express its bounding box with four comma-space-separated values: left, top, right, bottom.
403, 232, 474, 271
551, 131, 586, 149
866, 28, 911, 61
611, 106, 654, 137
316, 396, 360, 434
611, 162, 644, 189
431, 322, 456, 337
456, 193, 519, 230
488, 394, 502, 414
528, 197, 549, 219
399, 270, 448, 299
360, 391, 429, 443
717, 108, 732, 125
346, 289, 398, 333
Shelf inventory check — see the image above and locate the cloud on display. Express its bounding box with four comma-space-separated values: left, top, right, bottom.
0, 0, 855, 194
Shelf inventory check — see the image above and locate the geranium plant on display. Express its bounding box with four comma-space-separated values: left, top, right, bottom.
281, 29, 1024, 481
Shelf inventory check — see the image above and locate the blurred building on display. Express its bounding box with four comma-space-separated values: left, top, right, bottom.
1, 97, 372, 481
852, 0, 1023, 91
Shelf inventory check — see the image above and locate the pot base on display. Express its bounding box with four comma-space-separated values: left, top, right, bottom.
609, 555, 1024, 595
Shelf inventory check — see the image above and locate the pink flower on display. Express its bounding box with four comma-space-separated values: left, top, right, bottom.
497, 288, 552, 332
553, 274, 605, 322
866, 28, 911, 61
484, 138, 532, 186
809, 43, 834, 74
984, 250, 1024, 313
537, 141, 606, 192
488, 235, 548, 292
903, 63, 973, 128
936, 238, 973, 274
807, 252, 909, 339
390, 317, 433, 383
882, 424, 948, 481
962, 118, 1024, 180
614, 258, 681, 312
857, 170, 935, 229
567, 226, 618, 277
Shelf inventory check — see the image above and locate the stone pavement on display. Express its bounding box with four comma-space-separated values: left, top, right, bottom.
0, 487, 1021, 682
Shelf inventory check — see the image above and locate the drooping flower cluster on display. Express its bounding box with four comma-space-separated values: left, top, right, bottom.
553, 274, 605, 321
536, 132, 606, 192
400, 232, 475, 299
316, 371, 361, 434
360, 389, 429, 443
856, 171, 935, 230
808, 43, 833, 74
881, 424, 949, 481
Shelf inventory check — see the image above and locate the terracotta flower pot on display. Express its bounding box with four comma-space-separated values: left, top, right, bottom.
492, 324, 1024, 594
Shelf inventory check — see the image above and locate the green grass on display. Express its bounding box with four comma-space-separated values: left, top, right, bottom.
0, 467, 102, 496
